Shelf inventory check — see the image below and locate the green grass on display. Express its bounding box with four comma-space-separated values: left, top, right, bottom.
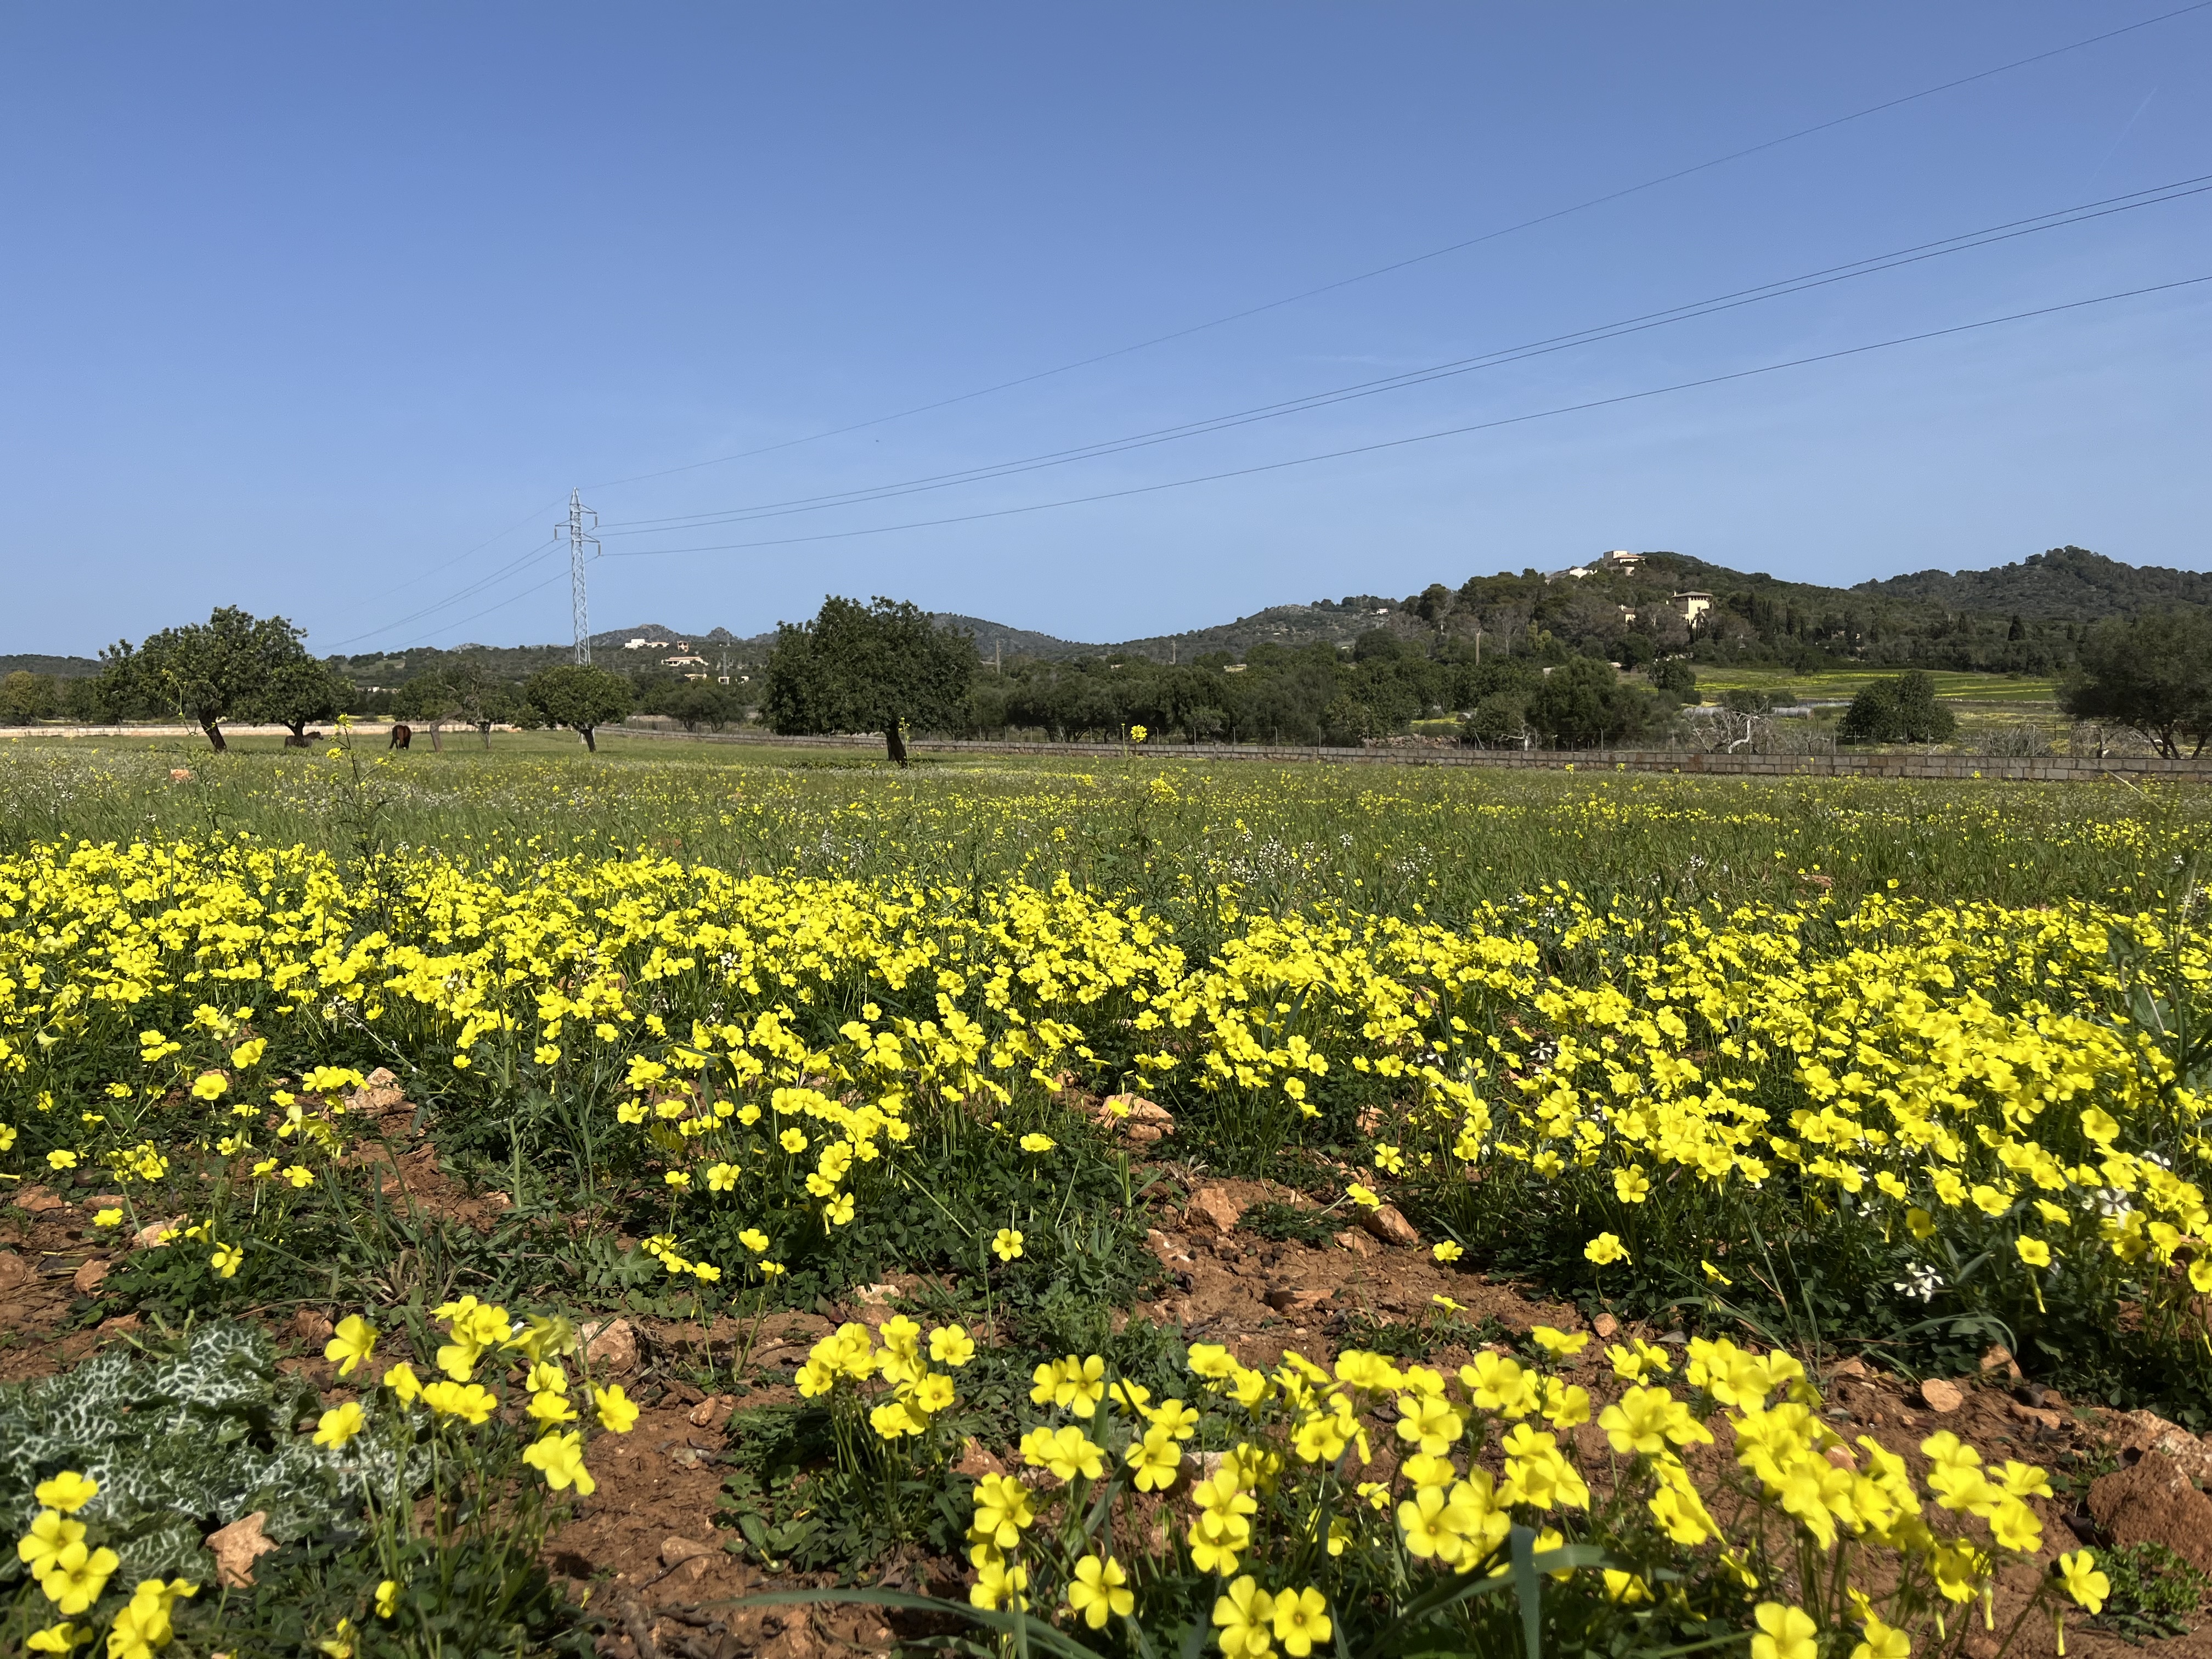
1, 730, 2202, 920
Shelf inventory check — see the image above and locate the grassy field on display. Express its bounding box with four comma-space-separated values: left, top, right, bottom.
1, 733, 2204, 1657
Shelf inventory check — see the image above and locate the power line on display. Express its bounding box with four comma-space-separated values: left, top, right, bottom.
592, 176, 2212, 539
599, 274, 2211, 561
578, 0, 2212, 493
323, 535, 564, 650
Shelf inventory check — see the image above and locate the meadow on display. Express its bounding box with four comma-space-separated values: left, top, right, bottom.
2, 731, 2206, 1659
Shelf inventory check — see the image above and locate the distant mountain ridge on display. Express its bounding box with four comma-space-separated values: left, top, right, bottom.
1850, 546, 2212, 619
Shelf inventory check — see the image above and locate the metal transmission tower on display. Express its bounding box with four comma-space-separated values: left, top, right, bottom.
560, 490, 600, 663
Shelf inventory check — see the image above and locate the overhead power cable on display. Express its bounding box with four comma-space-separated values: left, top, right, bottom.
598, 274, 2211, 561
324, 535, 566, 650
592, 176, 2212, 539
579, 0, 2212, 493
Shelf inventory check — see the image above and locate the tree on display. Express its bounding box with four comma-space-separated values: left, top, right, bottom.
97, 606, 318, 752
1838, 671, 1956, 744
1527, 658, 1661, 749
1647, 659, 1698, 700
2058, 609, 2212, 759
761, 596, 975, 764
523, 664, 634, 752
0, 671, 59, 724
256, 656, 350, 743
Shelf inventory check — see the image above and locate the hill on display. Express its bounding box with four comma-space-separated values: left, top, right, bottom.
1851, 545, 2212, 618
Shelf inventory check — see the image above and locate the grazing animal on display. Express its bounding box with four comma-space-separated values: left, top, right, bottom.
389, 723, 412, 750
281, 730, 321, 748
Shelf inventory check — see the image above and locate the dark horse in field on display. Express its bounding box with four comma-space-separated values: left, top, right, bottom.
389, 724, 412, 750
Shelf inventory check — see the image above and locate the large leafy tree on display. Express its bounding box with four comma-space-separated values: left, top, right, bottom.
1527, 656, 1661, 749
762, 596, 975, 764
258, 656, 352, 744
1838, 670, 1957, 744
2058, 608, 2212, 759
522, 664, 634, 752
97, 606, 319, 752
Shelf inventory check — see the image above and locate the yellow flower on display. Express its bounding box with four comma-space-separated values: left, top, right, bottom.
1584, 1233, 1629, 1265
1126, 1429, 1182, 1491
1066, 1554, 1133, 1629
1345, 1183, 1381, 1209
208, 1243, 244, 1278
421, 1381, 497, 1424
382, 1362, 424, 1404
375, 1579, 399, 1618
1212, 1576, 1276, 1658
1432, 1241, 1464, 1263
1272, 1587, 1330, 1658
522, 1430, 597, 1494
313, 1402, 366, 1449
969, 1558, 1028, 1612
1849, 1615, 1910, 1659
324, 1316, 377, 1377
190, 1072, 228, 1101
318, 1618, 356, 1658
1750, 1603, 1816, 1659
2016, 1237, 2053, 1268
25, 1622, 88, 1653
93, 1209, 123, 1229
35, 1472, 99, 1515
929, 1325, 976, 1367
2057, 1550, 2109, 1614
37, 1542, 120, 1616
1018, 1424, 1106, 1481
1531, 1326, 1589, 1357
19, 1510, 88, 1575
1613, 1165, 1650, 1204
991, 1228, 1024, 1262
594, 1384, 640, 1432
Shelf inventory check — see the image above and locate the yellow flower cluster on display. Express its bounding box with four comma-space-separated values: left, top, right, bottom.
957, 1325, 2109, 1657
795, 1314, 974, 1441
13, 1471, 199, 1658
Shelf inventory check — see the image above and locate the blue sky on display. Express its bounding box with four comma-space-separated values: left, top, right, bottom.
3, 2, 2208, 656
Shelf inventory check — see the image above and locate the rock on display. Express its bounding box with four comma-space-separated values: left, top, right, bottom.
2090, 1453, 2212, 1574
660, 1536, 716, 1583
1360, 1205, 1419, 1248
1265, 1286, 1333, 1314
290, 1309, 335, 1347
2110, 1410, 2212, 1484
365, 1066, 399, 1088
131, 1217, 183, 1250
583, 1317, 639, 1373
953, 1437, 1007, 1479
71, 1259, 109, 1294
1918, 1379, 1965, 1414
1830, 1357, 1870, 1380
688, 1396, 734, 1430
2006, 1399, 2063, 1431
1096, 1093, 1175, 1146
1979, 1344, 2023, 1381
1334, 1229, 1376, 1257
1145, 1228, 1193, 1267
15, 1186, 67, 1214
1592, 1313, 1619, 1340
850, 1283, 902, 1329
205, 1512, 277, 1588
0, 1252, 32, 1294
1188, 1185, 1247, 1234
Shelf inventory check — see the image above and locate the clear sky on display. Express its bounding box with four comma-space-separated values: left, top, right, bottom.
3, 2, 2208, 657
